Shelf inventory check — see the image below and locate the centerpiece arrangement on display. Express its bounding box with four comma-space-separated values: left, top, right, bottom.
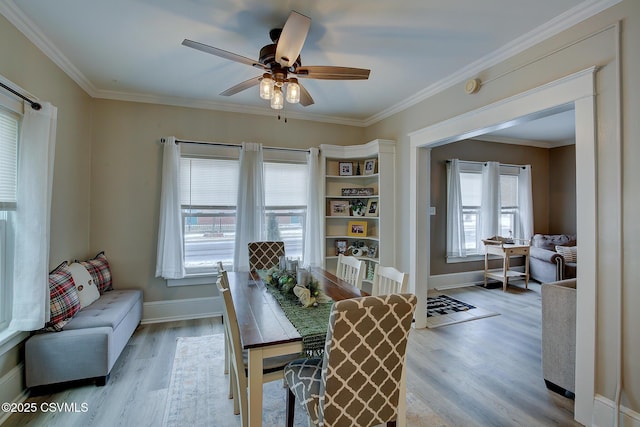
264, 266, 330, 307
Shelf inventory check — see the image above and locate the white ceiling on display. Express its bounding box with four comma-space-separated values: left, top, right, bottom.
1, 0, 611, 137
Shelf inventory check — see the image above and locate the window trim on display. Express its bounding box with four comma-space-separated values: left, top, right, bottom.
171, 149, 309, 285
446, 161, 525, 263
0, 82, 23, 339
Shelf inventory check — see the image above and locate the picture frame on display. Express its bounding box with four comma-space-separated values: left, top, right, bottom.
338, 162, 353, 176
364, 159, 376, 175
329, 200, 351, 216
347, 220, 368, 237
365, 199, 378, 217
368, 244, 378, 259
335, 239, 348, 255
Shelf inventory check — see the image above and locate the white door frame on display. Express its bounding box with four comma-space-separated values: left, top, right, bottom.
408, 67, 598, 425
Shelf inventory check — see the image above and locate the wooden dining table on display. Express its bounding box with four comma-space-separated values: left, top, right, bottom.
227, 267, 368, 427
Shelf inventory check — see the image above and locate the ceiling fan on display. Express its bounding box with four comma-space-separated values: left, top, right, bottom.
182, 11, 370, 109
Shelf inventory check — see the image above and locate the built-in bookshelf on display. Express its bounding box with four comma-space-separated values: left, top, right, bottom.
320, 140, 395, 286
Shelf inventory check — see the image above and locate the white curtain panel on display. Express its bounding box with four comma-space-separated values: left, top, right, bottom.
446, 159, 466, 258
155, 136, 185, 279
518, 165, 534, 240
11, 102, 57, 331
303, 147, 322, 267
480, 161, 501, 245
233, 142, 265, 272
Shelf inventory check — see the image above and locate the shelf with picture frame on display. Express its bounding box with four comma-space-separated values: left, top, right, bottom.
325, 237, 380, 262
321, 140, 395, 286
326, 197, 379, 218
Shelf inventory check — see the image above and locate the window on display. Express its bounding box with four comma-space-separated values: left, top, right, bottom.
455, 162, 523, 256
178, 154, 309, 275
180, 157, 239, 275
0, 106, 19, 331
264, 162, 308, 261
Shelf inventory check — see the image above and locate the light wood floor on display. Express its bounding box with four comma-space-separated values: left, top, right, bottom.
4, 280, 580, 427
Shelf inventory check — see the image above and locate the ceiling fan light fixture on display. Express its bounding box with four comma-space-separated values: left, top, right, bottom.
271, 86, 284, 109
286, 78, 300, 104
259, 74, 274, 99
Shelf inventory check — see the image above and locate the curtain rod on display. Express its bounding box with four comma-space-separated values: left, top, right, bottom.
160, 137, 310, 153
0, 81, 42, 110
446, 159, 527, 169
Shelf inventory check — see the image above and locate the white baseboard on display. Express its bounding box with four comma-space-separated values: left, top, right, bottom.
428, 267, 526, 290
142, 296, 223, 324
429, 270, 484, 290
0, 364, 28, 425
593, 394, 640, 427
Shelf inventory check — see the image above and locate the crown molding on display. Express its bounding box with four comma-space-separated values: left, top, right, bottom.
362, 0, 622, 127
0, 0, 98, 96
93, 88, 366, 127
1, 0, 620, 128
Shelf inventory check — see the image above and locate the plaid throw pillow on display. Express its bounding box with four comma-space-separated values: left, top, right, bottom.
46, 262, 81, 331
78, 252, 113, 294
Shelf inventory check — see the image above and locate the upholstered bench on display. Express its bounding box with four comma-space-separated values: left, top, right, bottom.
24, 252, 143, 391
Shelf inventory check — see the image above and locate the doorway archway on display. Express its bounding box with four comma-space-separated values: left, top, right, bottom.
408, 67, 597, 424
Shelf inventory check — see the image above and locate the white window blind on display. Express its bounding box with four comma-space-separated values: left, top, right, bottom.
264, 162, 308, 206
180, 157, 239, 207
0, 110, 18, 210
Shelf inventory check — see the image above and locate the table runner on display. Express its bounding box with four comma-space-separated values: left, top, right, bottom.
258, 271, 333, 355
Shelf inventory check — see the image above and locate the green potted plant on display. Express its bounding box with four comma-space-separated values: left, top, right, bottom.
350, 199, 367, 216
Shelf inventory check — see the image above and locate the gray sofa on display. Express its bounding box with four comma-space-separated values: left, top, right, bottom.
25, 289, 143, 390
529, 234, 577, 283
541, 279, 576, 396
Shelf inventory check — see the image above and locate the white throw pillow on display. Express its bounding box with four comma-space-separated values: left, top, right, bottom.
555, 245, 577, 263
68, 262, 101, 308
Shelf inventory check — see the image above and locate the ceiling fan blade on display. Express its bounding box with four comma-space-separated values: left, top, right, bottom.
298, 82, 314, 107
294, 66, 370, 80
220, 76, 261, 96
275, 11, 311, 68
182, 39, 266, 70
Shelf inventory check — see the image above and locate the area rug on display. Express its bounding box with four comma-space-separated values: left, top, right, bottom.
163, 334, 429, 426
426, 294, 499, 328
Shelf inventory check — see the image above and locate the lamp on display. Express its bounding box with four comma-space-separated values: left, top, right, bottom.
286, 78, 300, 104
271, 86, 284, 110
259, 74, 274, 100
259, 72, 301, 110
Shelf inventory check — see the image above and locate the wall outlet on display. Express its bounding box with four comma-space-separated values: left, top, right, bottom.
429, 206, 436, 215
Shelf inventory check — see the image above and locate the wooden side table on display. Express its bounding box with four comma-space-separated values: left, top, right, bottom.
483, 238, 531, 291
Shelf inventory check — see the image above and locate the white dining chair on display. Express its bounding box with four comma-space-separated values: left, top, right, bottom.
216, 265, 233, 398
216, 271, 299, 424
336, 254, 366, 290
371, 264, 408, 295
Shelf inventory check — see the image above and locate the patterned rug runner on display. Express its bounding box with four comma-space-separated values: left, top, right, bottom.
162, 334, 307, 426
163, 334, 432, 426
426, 294, 499, 328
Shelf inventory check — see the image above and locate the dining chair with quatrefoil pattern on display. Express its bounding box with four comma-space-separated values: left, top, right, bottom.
284, 293, 418, 427
248, 241, 285, 272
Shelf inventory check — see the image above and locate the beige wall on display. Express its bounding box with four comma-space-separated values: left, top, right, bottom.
429, 139, 550, 275
90, 100, 365, 302
549, 144, 576, 234
364, 0, 639, 415
0, 14, 92, 379
2, 0, 639, 418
